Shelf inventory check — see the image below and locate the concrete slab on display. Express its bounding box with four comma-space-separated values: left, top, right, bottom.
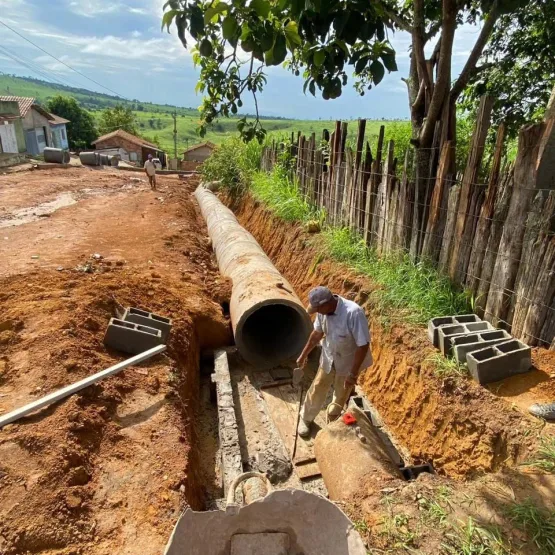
103, 318, 163, 355
428, 314, 481, 347
231, 532, 290, 555
438, 321, 494, 356
123, 307, 172, 342
451, 329, 512, 363
466, 339, 532, 384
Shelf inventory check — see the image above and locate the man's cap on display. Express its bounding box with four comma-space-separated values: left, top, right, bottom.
148, 154, 153, 159
307, 286, 333, 314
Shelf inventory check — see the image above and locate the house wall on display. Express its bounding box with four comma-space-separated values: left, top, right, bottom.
0, 101, 26, 153
50, 123, 69, 149
22, 108, 53, 154
183, 145, 213, 162
95, 137, 142, 164
95, 147, 129, 161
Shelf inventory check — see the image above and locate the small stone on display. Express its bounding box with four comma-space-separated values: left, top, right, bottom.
151, 272, 161, 279
66, 492, 82, 509
64, 360, 80, 372
68, 466, 90, 486
83, 317, 100, 332
91, 253, 103, 260
115, 260, 125, 267
179, 484, 186, 493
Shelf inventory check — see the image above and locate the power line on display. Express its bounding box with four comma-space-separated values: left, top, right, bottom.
0, 19, 129, 100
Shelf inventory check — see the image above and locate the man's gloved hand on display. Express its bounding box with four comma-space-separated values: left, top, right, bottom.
293, 367, 304, 387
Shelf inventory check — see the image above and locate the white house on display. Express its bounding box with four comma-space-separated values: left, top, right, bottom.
48, 113, 70, 150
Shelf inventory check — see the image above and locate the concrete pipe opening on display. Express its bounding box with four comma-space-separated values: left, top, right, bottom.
237, 302, 310, 366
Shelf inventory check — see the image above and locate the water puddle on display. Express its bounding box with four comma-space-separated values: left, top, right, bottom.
0, 193, 77, 228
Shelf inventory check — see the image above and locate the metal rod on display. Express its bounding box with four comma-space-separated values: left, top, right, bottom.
0, 345, 166, 428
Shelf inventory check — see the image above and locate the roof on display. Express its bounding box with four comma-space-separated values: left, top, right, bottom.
92, 129, 160, 150
0, 113, 20, 122
183, 141, 216, 154
48, 113, 70, 125
0, 96, 53, 120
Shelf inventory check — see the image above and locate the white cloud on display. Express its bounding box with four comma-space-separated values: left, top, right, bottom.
131, 30, 142, 38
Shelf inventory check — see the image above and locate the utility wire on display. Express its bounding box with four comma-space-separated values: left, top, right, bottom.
0, 19, 129, 100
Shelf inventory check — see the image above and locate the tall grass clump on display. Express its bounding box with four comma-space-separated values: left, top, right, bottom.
322, 227, 471, 324
250, 165, 322, 222
201, 137, 265, 196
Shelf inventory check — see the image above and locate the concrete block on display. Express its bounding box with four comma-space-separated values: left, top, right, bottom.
103, 318, 163, 355
438, 321, 494, 356
451, 330, 512, 363
466, 339, 532, 385
123, 307, 172, 342
231, 532, 290, 555
428, 314, 482, 347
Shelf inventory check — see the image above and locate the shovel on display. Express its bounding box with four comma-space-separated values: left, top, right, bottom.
291, 367, 305, 461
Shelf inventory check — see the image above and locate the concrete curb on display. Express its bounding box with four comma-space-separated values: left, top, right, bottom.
466, 339, 532, 384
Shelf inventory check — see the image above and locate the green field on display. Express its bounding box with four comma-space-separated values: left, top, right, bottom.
0, 74, 404, 154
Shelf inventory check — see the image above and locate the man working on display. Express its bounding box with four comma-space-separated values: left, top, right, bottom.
144, 154, 157, 190
296, 286, 372, 438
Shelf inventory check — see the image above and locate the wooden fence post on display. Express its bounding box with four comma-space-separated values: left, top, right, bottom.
449, 95, 494, 282
368, 125, 385, 246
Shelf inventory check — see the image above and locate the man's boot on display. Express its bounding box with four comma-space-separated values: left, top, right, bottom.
297, 418, 311, 438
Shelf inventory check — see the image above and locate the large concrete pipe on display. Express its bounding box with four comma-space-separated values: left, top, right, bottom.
79, 151, 100, 166
43, 147, 70, 164
195, 186, 312, 367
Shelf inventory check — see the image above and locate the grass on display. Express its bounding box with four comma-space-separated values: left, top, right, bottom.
379, 512, 420, 551
419, 486, 453, 525
425, 353, 469, 379
508, 499, 555, 555
442, 518, 511, 555
322, 227, 471, 325
522, 436, 555, 473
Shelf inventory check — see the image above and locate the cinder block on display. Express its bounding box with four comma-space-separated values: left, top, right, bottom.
451, 329, 512, 363
466, 339, 532, 384
104, 318, 163, 355
438, 321, 494, 356
123, 307, 172, 342
428, 314, 481, 347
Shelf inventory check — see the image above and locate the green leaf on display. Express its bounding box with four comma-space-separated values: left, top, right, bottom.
161, 9, 179, 32
370, 59, 385, 85
284, 20, 302, 50
241, 38, 255, 53
251, 0, 271, 17
204, 3, 229, 24
309, 80, 316, 96
266, 33, 287, 66
381, 52, 398, 72
223, 16, 239, 39
355, 57, 367, 74
199, 39, 213, 57
190, 5, 205, 39
314, 49, 326, 67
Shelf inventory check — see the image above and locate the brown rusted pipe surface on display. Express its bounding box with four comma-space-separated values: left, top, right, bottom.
195, 185, 312, 367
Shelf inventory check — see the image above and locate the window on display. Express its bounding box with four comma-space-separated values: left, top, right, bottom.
61, 128, 66, 141
129, 152, 138, 161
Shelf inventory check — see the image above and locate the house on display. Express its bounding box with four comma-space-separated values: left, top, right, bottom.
0, 99, 26, 154
48, 113, 70, 150
92, 129, 166, 166
0, 96, 55, 155
182, 141, 216, 162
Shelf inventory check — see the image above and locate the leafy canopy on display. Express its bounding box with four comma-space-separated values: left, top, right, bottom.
162, 0, 397, 142
46, 95, 97, 149
98, 105, 138, 136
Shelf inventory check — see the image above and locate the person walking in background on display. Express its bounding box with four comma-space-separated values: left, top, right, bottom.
144, 153, 157, 190
295, 286, 373, 438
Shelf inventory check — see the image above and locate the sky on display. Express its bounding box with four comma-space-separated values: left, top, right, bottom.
0, 0, 482, 120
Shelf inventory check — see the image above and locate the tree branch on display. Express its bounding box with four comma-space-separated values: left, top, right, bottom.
450, 0, 502, 102
418, 0, 457, 147
373, 0, 413, 33
424, 21, 442, 42
413, 0, 433, 97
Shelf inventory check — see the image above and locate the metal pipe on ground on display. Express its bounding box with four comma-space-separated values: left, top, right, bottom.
43, 147, 70, 164
195, 186, 312, 367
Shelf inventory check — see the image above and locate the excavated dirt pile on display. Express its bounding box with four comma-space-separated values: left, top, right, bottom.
0, 168, 231, 554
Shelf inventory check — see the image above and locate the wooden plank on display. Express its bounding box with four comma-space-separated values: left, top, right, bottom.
421, 141, 454, 262
376, 140, 395, 254
449, 95, 494, 281
438, 184, 461, 274
466, 124, 506, 294
0, 345, 167, 428
295, 461, 321, 480
362, 141, 374, 243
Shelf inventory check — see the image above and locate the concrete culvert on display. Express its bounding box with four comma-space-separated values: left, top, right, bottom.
195, 186, 312, 367
43, 147, 70, 164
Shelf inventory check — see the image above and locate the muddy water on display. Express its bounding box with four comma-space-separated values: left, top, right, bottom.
231, 195, 537, 479
0, 192, 77, 228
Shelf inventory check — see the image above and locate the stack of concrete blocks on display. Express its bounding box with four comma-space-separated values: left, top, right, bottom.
103, 307, 172, 355
212, 349, 243, 498
428, 314, 532, 384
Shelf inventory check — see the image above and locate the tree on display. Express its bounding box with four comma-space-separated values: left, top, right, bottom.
98, 105, 138, 135
46, 95, 97, 149
461, 0, 555, 137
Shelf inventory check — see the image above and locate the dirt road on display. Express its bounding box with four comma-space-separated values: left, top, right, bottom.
0, 166, 231, 554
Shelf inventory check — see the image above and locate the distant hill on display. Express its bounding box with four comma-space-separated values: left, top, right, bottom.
0, 74, 405, 153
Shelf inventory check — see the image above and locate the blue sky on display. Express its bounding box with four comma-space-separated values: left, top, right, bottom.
0, 0, 482, 120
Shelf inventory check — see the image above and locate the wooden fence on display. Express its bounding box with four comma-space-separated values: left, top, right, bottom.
261, 95, 555, 349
